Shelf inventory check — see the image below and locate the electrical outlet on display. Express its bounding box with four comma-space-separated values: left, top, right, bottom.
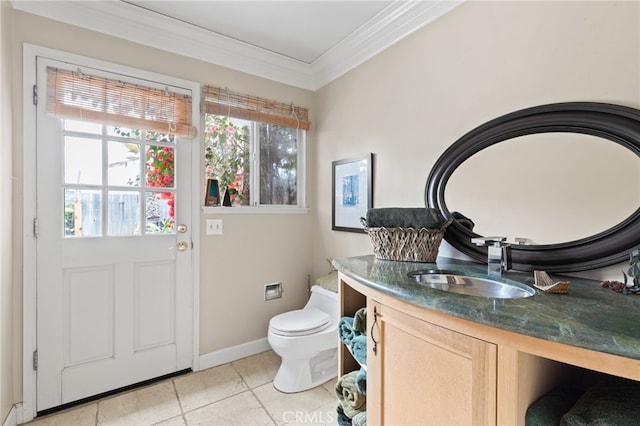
206, 219, 223, 235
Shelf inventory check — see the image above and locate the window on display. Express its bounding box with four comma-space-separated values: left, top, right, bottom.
201, 85, 310, 208
204, 114, 304, 206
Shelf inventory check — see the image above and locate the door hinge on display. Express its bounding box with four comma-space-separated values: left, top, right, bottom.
33, 350, 38, 371
32, 84, 38, 105
33, 218, 39, 238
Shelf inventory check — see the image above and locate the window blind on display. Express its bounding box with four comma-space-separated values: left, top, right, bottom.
201, 85, 310, 130
46, 67, 197, 138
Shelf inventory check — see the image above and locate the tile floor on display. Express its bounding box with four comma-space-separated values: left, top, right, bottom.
25, 351, 340, 426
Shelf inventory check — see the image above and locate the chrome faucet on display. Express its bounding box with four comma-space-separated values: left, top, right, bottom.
471, 237, 511, 277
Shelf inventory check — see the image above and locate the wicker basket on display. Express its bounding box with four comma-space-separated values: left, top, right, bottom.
366, 219, 452, 262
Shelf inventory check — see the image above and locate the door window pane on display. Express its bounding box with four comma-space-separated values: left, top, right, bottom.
64, 189, 102, 237
146, 146, 175, 189
64, 119, 102, 134
65, 136, 102, 185
108, 191, 141, 236
145, 192, 175, 234
145, 131, 175, 144
108, 141, 141, 186
107, 126, 141, 139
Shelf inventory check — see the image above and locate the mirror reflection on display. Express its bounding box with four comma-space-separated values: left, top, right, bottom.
445, 133, 640, 245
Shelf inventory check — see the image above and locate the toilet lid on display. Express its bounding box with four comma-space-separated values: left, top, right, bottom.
270, 307, 331, 336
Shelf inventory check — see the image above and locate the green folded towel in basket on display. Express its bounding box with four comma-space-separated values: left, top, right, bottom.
364, 207, 446, 229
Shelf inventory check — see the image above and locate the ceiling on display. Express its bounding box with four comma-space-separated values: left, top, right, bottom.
11, 0, 462, 90
124, 1, 393, 64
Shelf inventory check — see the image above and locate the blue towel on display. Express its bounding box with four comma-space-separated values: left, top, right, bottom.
352, 411, 366, 426
336, 402, 352, 426
339, 317, 356, 345
355, 367, 366, 395
350, 335, 367, 365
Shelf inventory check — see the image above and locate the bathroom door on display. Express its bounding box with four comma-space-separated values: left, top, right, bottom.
34, 56, 194, 411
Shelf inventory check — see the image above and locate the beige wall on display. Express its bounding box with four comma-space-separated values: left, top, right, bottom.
200, 213, 312, 352
312, 1, 640, 281
1, 1, 15, 424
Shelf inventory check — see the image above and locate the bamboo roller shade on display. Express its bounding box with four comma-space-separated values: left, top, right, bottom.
47, 67, 197, 138
201, 85, 310, 130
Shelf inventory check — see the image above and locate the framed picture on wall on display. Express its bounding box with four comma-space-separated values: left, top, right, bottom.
205, 179, 220, 206
332, 153, 373, 233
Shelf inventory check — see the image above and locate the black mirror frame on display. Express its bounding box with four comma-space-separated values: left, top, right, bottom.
425, 102, 640, 272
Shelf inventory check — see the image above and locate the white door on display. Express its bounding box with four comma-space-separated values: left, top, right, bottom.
35, 57, 194, 411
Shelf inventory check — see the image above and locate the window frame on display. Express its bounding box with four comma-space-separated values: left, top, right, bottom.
203, 114, 307, 211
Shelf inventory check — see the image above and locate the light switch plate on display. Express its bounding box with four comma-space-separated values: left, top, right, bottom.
206, 219, 223, 235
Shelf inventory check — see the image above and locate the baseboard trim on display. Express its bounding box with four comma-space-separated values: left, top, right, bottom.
3, 404, 18, 426
198, 338, 271, 371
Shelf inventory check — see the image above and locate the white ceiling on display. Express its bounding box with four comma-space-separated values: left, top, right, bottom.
11, 0, 462, 90
124, 1, 393, 64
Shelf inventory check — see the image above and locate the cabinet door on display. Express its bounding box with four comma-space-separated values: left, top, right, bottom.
368, 300, 497, 426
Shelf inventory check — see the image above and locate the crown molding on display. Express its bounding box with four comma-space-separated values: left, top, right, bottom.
311, 1, 463, 89
11, 0, 462, 91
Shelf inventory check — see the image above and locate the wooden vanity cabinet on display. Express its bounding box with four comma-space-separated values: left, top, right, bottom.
367, 299, 497, 425
338, 272, 640, 426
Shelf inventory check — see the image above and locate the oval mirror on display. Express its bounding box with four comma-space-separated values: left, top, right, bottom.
445, 133, 638, 245
425, 102, 640, 272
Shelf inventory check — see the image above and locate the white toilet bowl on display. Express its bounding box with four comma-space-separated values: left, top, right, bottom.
268, 285, 339, 393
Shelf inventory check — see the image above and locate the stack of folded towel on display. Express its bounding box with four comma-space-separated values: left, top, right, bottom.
364, 207, 445, 229
525, 377, 640, 426
355, 367, 366, 396
336, 369, 367, 425
337, 307, 369, 425
338, 307, 367, 364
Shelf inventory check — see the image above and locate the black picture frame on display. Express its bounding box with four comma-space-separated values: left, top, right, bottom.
332, 153, 373, 233
205, 179, 220, 206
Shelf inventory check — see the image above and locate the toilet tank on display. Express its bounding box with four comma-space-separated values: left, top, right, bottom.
306, 285, 339, 319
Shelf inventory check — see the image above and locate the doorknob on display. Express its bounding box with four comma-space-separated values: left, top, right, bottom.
176, 241, 189, 252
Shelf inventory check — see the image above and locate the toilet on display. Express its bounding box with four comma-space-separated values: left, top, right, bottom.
268, 285, 339, 393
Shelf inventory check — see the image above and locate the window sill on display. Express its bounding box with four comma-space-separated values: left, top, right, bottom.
201, 206, 310, 215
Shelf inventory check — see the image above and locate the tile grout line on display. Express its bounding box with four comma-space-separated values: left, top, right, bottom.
174, 362, 267, 422
230, 359, 280, 425
94, 402, 99, 426
169, 378, 188, 426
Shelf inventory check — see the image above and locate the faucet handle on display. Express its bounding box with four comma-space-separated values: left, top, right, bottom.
471, 236, 507, 247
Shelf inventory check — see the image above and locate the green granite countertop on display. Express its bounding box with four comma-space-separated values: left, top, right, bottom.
332, 255, 640, 361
